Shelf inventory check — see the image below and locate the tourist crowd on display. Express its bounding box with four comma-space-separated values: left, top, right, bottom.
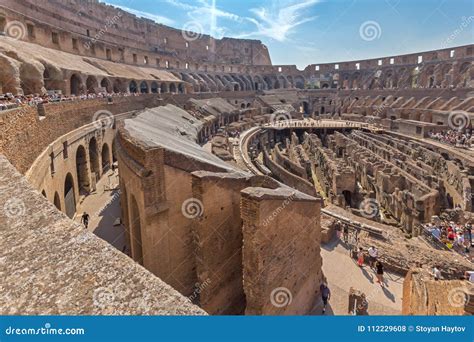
424, 220, 472, 254
428, 130, 472, 148
0, 91, 142, 111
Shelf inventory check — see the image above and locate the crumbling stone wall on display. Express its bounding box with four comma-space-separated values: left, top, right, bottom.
403, 269, 473, 315
241, 187, 323, 315
0, 154, 205, 315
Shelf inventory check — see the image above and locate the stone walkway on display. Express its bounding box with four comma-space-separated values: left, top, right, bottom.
74, 169, 126, 252
311, 237, 403, 315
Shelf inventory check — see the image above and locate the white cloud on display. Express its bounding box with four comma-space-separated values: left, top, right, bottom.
108, 4, 175, 26
238, 0, 320, 42
165, 0, 244, 38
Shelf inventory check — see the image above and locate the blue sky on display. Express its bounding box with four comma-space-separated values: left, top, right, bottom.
104, 0, 473, 69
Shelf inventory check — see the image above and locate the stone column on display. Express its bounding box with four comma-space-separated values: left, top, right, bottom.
241, 187, 323, 315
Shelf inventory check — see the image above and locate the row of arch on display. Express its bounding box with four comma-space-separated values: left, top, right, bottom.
42, 137, 114, 218
330, 61, 472, 90
68, 73, 186, 96
5, 58, 470, 97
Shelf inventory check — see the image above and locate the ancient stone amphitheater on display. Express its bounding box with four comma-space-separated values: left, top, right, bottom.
0, 0, 473, 316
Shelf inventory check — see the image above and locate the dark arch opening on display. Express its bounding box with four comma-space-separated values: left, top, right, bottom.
89, 137, 100, 183
161, 83, 169, 93
178, 83, 185, 94
129, 80, 138, 93
86, 76, 97, 93
70, 74, 82, 95
151, 82, 158, 93
169, 83, 177, 93
76, 145, 90, 194
64, 173, 76, 218
342, 190, 352, 207
100, 78, 111, 92
140, 81, 149, 94
101, 143, 111, 172
113, 79, 124, 93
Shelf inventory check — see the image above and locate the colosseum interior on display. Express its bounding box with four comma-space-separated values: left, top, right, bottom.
0, 0, 473, 316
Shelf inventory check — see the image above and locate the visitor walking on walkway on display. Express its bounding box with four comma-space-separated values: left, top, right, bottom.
343, 224, 349, 243
335, 220, 342, 240
81, 212, 90, 229
357, 247, 365, 267
432, 266, 441, 280
368, 246, 378, 269
375, 261, 384, 287
320, 283, 331, 314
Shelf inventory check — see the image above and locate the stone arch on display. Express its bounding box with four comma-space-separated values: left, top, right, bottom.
178, 83, 185, 94
130, 195, 143, 265
43, 64, 63, 93
420, 65, 435, 88
64, 172, 76, 219
150, 81, 159, 93
351, 72, 361, 89
70, 73, 83, 96
113, 79, 125, 93
139, 81, 149, 93
274, 77, 281, 89
101, 143, 111, 172
169, 83, 177, 93
100, 77, 112, 92
53, 191, 61, 210
161, 83, 169, 93
76, 145, 90, 194
129, 80, 138, 93
294, 76, 305, 89
19, 63, 43, 95
86, 75, 98, 93
384, 69, 395, 89
342, 74, 350, 89
457, 61, 472, 87
278, 75, 288, 89
0, 55, 20, 94
397, 68, 410, 88
89, 137, 100, 183
263, 76, 273, 89
440, 64, 453, 87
